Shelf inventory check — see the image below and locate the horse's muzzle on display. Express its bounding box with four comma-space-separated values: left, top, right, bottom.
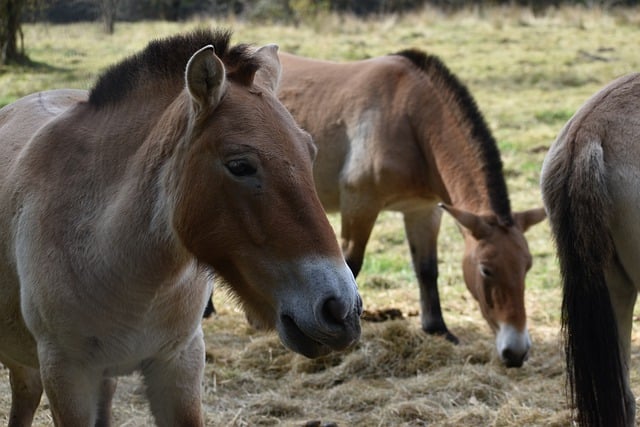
277, 294, 362, 358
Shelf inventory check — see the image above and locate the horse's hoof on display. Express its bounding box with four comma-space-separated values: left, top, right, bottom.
423, 326, 460, 345
444, 331, 460, 345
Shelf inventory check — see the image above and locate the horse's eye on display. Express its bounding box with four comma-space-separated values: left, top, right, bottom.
480, 265, 493, 278
226, 159, 256, 177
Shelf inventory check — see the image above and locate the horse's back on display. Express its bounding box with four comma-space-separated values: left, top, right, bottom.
543, 73, 640, 169
0, 89, 87, 180
278, 53, 428, 211
279, 52, 420, 122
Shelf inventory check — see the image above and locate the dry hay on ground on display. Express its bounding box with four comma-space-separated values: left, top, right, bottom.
0, 306, 572, 426
193, 309, 572, 426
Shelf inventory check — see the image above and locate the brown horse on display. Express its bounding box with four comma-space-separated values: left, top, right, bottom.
277, 50, 545, 367
541, 73, 640, 427
0, 29, 361, 426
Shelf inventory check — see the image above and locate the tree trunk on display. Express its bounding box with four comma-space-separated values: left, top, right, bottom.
0, 0, 26, 64
101, 0, 119, 34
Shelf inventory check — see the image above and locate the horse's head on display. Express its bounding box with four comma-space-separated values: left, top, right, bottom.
169, 44, 362, 358
440, 204, 546, 367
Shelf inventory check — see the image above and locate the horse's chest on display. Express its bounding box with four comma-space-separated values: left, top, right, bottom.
90, 316, 201, 376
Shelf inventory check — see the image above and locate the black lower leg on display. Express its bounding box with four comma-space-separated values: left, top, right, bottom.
417, 256, 458, 344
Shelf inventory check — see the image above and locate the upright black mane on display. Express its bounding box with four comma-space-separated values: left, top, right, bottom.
89, 28, 259, 108
393, 49, 513, 225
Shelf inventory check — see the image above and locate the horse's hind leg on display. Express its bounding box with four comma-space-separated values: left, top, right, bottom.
608, 184, 640, 425
95, 377, 117, 427
404, 207, 458, 344
7, 362, 43, 427
605, 255, 637, 425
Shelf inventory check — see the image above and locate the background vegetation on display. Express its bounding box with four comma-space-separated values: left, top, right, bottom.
27, 0, 640, 22
0, 4, 639, 426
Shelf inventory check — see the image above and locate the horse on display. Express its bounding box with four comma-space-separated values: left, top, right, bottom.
275, 49, 546, 368
0, 29, 362, 426
541, 73, 640, 427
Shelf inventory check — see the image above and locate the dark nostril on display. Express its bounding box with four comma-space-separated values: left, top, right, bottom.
502, 349, 525, 368
322, 297, 349, 324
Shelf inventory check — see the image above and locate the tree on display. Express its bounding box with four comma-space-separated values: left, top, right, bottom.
0, 0, 28, 64
100, 0, 119, 34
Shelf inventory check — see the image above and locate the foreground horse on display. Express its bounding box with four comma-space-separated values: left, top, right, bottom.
0, 29, 362, 426
277, 50, 545, 367
541, 73, 640, 427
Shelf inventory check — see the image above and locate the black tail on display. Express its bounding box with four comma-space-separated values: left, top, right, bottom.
542, 135, 630, 426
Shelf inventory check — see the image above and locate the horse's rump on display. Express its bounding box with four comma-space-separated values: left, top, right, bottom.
541, 72, 640, 427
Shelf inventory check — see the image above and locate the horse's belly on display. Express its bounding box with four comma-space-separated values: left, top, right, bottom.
0, 266, 39, 367
384, 196, 438, 213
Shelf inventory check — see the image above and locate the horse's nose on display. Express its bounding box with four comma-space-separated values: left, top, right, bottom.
496, 323, 530, 368
322, 294, 362, 324
501, 347, 528, 368
322, 298, 345, 323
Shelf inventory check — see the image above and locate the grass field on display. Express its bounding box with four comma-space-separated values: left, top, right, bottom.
1, 5, 640, 426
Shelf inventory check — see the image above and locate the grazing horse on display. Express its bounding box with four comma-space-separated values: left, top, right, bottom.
0, 29, 362, 427
276, 50, 546, 367
541, 73, 640, 427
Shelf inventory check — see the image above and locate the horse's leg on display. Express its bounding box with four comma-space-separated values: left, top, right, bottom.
605, 256, 637, 426
95, 377, 117, 427
339, 203, 379, 277
6, 361, 42, 427
38, 350, 103, 426
404, 207, 458, 344
142, 332, 205, 427
608, 185, 640, 425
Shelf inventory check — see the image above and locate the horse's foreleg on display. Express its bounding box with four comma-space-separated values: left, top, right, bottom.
38, 349, 104, 427
142, 332, 205, 427
339, 206, 379, 277
6, 362, 42, 427
404, 208, 458, 344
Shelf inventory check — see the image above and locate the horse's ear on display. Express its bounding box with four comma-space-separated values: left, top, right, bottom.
253, 44, 282, 92
439, 203, 491, 240
185, 44, 227, 112
513, 207, 547, 232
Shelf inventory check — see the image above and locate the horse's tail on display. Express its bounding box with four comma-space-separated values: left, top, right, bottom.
541, 130, 629, 427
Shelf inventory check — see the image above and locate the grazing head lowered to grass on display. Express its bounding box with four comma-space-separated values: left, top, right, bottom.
0, 29, 361, 426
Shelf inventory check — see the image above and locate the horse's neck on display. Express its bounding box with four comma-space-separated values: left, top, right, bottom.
88, 96, 193, 281
417, 111, 493, 214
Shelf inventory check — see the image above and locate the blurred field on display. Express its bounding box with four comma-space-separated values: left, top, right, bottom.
1, 5, 640, 426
